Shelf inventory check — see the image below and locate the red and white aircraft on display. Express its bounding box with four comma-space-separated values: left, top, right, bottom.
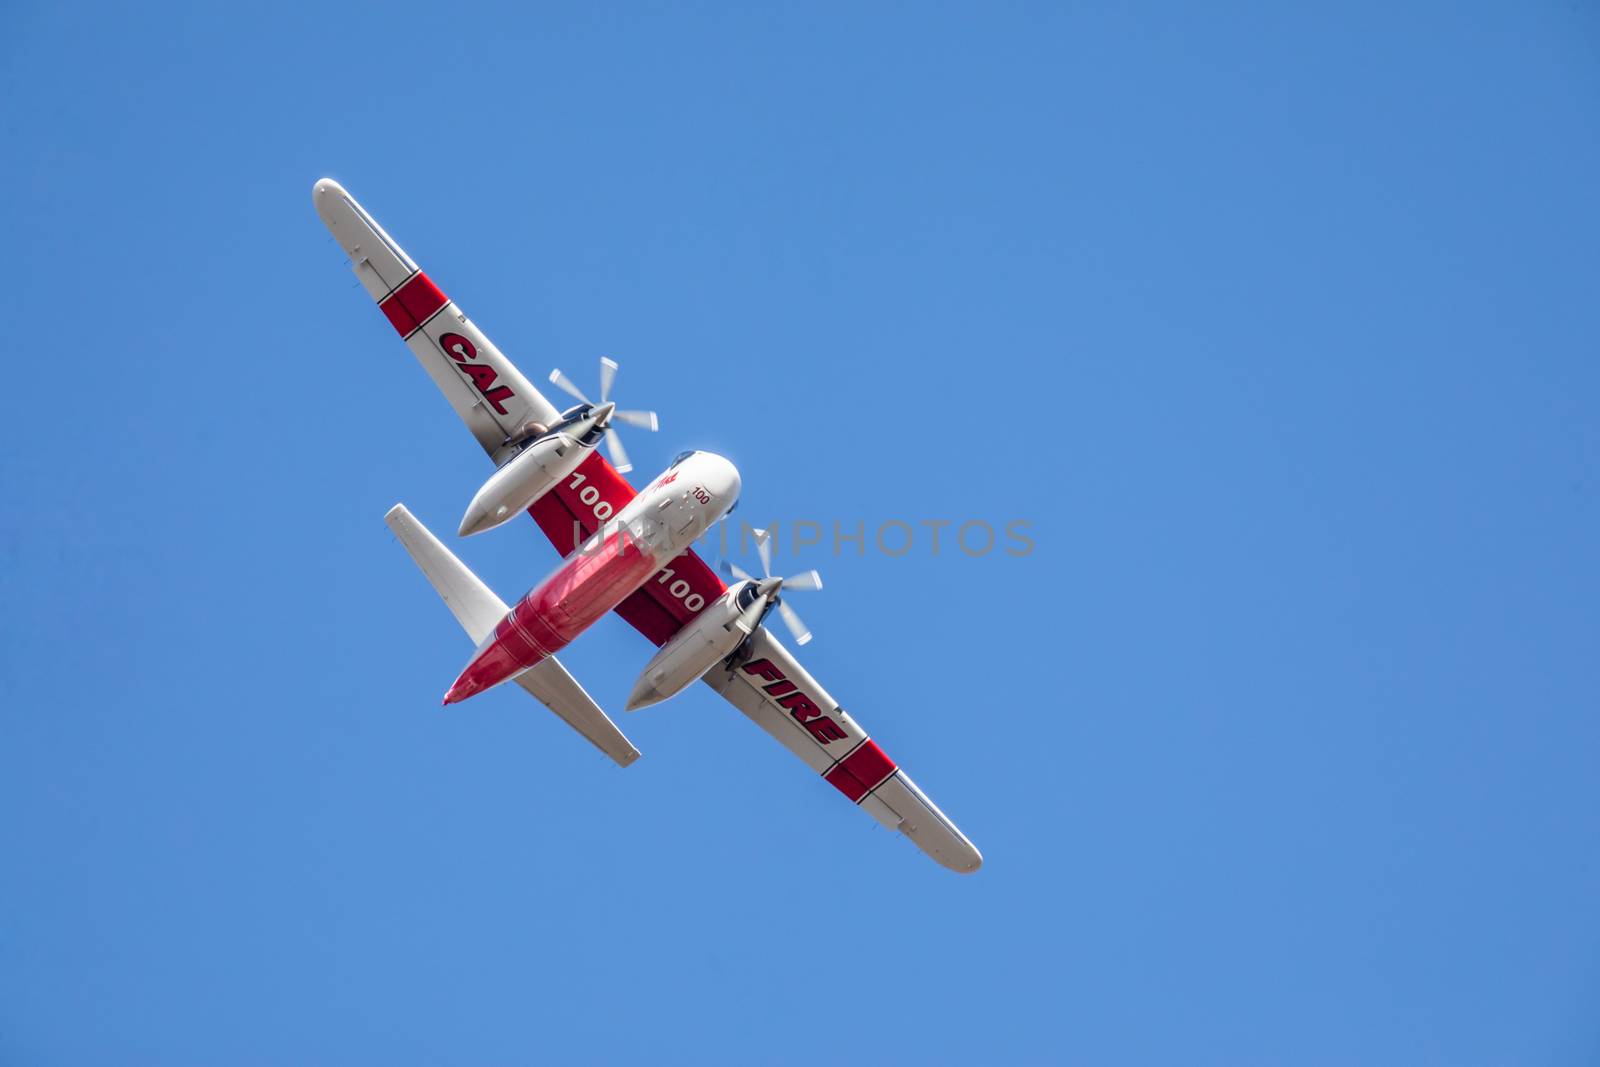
314, 179, 981, 873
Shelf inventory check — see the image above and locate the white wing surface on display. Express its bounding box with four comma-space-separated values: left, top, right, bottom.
702, 630, 982, 873
316, 179, 561, 460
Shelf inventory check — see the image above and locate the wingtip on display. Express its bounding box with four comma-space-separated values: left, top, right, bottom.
312, 176, 347, 201
312, 177, 361, 232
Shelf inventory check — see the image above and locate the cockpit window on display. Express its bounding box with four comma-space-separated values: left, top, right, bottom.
669, 450, 697, 469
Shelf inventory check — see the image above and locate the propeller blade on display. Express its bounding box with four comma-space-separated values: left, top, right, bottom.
720, 560, 756, 583
547, 369, 590, 405
754, 528, 773, 579
783, 570, 823, 592
598, 356, 618, 403
777, 599, 812, 646
613, 409, 659, 431
604, 431, 633, 474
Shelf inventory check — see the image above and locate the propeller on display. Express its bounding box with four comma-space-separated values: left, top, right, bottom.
546, 357, 659, 474
720, 528, 824, 646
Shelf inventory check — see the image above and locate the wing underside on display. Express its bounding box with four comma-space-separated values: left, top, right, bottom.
701, 631, 982, 872
315, 179, 560, 458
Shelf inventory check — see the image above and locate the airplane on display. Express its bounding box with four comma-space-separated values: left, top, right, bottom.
313, 178, 982, 873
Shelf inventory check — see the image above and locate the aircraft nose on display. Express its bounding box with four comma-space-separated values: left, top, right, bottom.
702, 454, 741, 511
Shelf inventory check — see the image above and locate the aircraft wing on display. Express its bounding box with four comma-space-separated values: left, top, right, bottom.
700, 631, 983, 873
315, 179, 561, 460
320, 180, 978, 871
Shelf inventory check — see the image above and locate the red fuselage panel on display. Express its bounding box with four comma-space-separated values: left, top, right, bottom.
527, 452, 726, 646
444, 530, 662, 703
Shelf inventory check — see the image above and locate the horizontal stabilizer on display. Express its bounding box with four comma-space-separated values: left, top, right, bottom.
383, 504, 640, 767
385, 503, 508, 644
513, 660, 640, 767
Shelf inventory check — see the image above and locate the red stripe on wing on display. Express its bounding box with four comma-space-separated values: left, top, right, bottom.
380, 272, 448, 338
824, 741, 898, 803
630, 550, 723, 639
615, 587, 691, 646
527, 485, 587, 556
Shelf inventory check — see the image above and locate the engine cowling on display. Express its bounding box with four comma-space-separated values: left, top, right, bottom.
625, 583, 766, 710
458, 431, 590, 537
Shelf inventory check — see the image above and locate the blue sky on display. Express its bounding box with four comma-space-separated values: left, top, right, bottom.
3, 2, 1599, 1063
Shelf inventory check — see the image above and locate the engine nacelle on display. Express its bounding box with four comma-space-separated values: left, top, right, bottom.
458, 431, 591, 537
625, 584, 764, 710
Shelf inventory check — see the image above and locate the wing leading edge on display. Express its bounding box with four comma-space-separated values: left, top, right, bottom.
318, 179, 979, 871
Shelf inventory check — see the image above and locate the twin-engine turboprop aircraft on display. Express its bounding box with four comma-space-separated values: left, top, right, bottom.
314, 178, 981, 873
